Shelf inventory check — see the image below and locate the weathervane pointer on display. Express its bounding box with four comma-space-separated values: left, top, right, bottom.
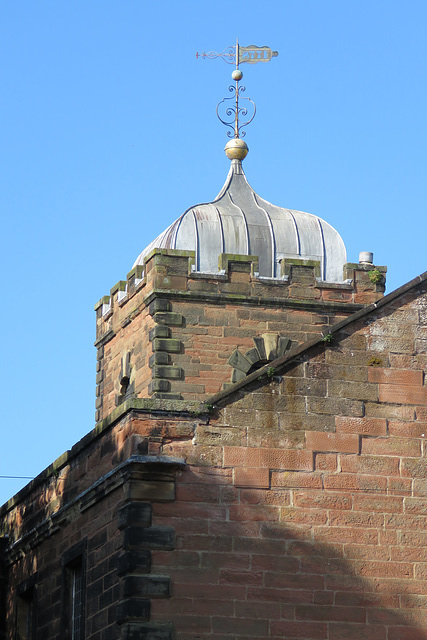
196, 40, 278, 141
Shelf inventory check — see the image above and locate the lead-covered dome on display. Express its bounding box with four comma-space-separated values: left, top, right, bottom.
134, 158, 347, 282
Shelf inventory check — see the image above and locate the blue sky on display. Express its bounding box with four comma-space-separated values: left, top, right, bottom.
0, 0, 426, 505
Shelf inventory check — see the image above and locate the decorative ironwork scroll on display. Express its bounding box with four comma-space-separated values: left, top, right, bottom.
216, 85, 256, 138
196, 46, 235, 64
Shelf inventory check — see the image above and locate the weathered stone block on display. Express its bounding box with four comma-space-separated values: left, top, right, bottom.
152, 365, 182, 380
154, 312, 183, 326
151, 392, 183, 400
228, 350, 252, 373
111, 280, 127, 296
263, 333, 279, 360
116, 598, 150, 624
289, 285, 321, 300
282, 377, 327, 397
231, 368, 247, 383
123, 575, 171, 598
278, 336, 291, 356
149, 326, 170, 341
118, 503, 152, 530
218, 253, 259, 275
149, 352, 170, 367
253, 336, 267, 360
234, 467, 270, 489
117, 550, 152, 576
193, 425, 246, 447
281, 258, 321, 279
149, 299, 171, 315
245, 347, 261, 365
328, 380, 378, 402
126, 480, 176, 503
307, 397, 365, 417
146, 248, 194, 269
148, 380, 170, 394
120, 622, 173, 640
152, 338, 181, 353
123, 526, 175, 550
305, 431, 360, 454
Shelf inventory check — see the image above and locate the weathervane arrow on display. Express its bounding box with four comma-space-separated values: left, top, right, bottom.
196, 40, 278, 141
196, 41, 278, 66
238, 45, 279, 64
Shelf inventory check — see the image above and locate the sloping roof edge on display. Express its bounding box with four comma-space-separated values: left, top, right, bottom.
207, 270, 427, 408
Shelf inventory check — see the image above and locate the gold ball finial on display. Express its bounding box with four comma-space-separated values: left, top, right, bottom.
224, 138, 249, 161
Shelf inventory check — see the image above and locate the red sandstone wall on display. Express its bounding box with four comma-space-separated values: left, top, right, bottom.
2, 279, 423, 639
5, 489, 123, 640
96, 303, 155, 421
95, 251, 385, 416
148, 285, 427, 639
171, 300, 349, 399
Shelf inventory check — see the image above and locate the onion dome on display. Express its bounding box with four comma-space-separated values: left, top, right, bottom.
133, 156, 347, 282
134, 44, 346, 282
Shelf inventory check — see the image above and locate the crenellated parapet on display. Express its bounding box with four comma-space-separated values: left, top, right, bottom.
94, 249, 387, 423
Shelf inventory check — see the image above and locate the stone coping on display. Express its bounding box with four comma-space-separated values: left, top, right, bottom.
3, 454, 185, 558
0, 399, 205, 516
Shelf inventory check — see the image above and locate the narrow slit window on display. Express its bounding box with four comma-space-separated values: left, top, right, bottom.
16, 583, 35, 640
62, 540, 86, 640
70, 560, 83, 640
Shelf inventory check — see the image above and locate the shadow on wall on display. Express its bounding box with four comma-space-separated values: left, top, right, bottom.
151, 466, 427, 640
2, 424, 427, 639
0, 428, 134, 640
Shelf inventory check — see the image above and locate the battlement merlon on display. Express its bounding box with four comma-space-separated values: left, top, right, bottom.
93, 248, 387, 422
95, 248, 387, 333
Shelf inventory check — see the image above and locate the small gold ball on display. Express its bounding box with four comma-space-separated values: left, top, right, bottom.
232, 69, 243, 81
224, 138, 249, 160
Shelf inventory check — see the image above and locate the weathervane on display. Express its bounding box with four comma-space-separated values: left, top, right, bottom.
196, 39, 278, 140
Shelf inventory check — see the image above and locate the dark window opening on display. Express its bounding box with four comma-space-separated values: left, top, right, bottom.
68, 560, 83, 640
15, 581, 36, 640
62, 540, 86, 640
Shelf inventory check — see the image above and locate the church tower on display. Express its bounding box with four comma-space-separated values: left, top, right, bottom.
94, 44, 385, 422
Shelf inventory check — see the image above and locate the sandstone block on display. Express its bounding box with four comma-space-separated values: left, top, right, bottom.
305, 431, 359, 454
335, 416, 387, 436
123, 574, 171, 598
368, 368, 424, 386
234, 467, 270, 489
379, 384, 427, 406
